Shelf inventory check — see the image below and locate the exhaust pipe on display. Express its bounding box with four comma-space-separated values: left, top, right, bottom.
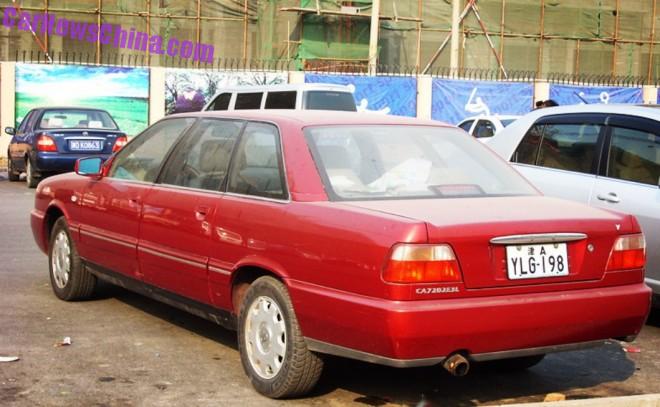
443, 353, 470, 377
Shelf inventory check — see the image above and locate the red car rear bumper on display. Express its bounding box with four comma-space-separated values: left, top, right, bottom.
290, 280, 651, 366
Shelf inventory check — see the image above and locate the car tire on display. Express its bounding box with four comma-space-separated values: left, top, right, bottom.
485, 354, 546, 371
48, 217, 96, 301
238, 276, 323, 398
26, 158, 39, 188
7, 155, 20, 182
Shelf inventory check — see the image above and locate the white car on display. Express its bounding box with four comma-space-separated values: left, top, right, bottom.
203, 83, 357, 112
488, 104, 660, 300
457, 115, 520, 141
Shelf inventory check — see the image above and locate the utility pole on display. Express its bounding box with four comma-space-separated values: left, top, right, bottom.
450, 0, 461, 71
368, 0, 381, 75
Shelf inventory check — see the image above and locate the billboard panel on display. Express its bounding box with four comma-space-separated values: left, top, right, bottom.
15, 64, 149, 136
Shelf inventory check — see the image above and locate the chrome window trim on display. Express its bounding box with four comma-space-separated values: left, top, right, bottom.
490, 233, 587, 245
98, 178, 154, 187
148, 182, 291, 204
151, 182, 225, 197
64, 136, 107, 141
130, 182, 291, 204
224, 191, 290, 204
139, 246, 206, 270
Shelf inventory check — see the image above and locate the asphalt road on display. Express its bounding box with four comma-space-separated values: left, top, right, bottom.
1, 175, 659, 407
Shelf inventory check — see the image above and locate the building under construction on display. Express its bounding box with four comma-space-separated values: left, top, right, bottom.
1, 1, 659, 80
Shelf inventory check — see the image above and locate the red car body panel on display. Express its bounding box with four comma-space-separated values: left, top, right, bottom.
30, 110, 651, 367
289, 277, 649, 360
77, 179, 150, 279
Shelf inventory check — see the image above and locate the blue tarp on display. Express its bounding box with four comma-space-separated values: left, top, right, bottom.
549, 84, 642, 105
305, 74, 417, 117
432, 79, 534, 124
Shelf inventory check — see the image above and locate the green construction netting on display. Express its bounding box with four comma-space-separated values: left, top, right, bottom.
295, 0, 371, 64
296, 15, 370, 61
2, 0, 660, 77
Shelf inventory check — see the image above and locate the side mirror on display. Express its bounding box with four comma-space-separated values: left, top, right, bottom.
75, 157, 103, 177
4, 127, 15, 136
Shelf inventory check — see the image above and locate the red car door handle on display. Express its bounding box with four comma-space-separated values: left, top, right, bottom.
195, 206, 210, 220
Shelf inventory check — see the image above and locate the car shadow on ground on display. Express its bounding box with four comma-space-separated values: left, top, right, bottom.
311, 343, 637, 406
648, 306, 660, 327
91, 283, 638, 406
95, 282, 238, 351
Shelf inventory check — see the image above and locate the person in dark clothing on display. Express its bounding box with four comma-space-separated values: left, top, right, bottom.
542, 99, 559, 107
535, 99, 559, 110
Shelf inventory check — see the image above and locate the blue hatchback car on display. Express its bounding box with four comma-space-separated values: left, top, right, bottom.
5, 107, 127, 188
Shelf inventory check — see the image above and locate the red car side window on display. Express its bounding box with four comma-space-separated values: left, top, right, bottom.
227, 122, 287, 200
108, 117, 195, 183
159, 119, 243, 191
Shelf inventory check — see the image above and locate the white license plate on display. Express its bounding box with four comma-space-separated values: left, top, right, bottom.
69, 140, 102, 151
506, 243, 569, 280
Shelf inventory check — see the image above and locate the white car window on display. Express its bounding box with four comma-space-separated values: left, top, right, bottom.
473, 120, 496, 138
458, 120, 474, 132
607, 126, 660, 186
512, 125, 543, 164
536, 124, 601, 174
513, 123, 602, 175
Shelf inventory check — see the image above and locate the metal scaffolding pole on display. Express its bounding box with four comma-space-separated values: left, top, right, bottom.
423, 0, 507, 78
368, 0, 381, 75
450, 0, 460, 71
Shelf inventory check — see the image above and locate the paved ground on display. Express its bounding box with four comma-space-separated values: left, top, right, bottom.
0, 174, 659, 406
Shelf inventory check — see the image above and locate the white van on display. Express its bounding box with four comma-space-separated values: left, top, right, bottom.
202, 83, 357, 112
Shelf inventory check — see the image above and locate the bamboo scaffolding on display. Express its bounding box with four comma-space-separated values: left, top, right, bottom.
3, 0, 660, 81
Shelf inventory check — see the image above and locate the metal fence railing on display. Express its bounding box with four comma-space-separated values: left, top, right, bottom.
6, 50, 659, 87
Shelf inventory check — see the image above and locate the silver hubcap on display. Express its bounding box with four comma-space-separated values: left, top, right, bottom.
244, 296, 287, 379
51, 231, 71, 289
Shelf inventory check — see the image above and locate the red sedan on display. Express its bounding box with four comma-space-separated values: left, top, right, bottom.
31, 111, 651, 398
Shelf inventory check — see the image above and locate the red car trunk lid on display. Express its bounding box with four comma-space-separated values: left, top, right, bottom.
345, 196, 633, 289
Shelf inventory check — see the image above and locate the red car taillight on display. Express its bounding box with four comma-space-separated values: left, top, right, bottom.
36, 134, 57, 152
112, 135, 128, 153
383, 244, 463, 283
606, 234, 646, 271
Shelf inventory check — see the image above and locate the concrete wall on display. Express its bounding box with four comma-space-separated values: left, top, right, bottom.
1, 62, 658, 170
0, 62, 16, 167
149, 67, 166, 125
416, 76, 433, 119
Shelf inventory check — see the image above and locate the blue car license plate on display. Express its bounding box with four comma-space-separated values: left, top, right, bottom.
69, 140, 103, 151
